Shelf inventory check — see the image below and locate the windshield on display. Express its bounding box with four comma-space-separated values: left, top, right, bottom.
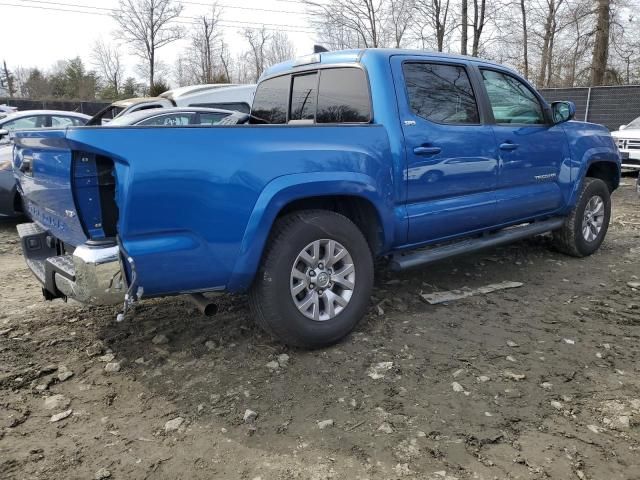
627, 116, 640, 129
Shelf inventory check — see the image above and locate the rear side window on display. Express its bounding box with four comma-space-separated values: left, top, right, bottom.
3, 115, 48, 131
317, 68, 370, 123
290, 72, 318, 122
191, 102, 250, 113
51, 115, 85, 127
198, 113, 228, 125
138, 113, 194, 126
251, 75, 289, 124
403, 62, 479, 124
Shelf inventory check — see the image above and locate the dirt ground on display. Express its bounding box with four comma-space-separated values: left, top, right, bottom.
1, 181, 639, 480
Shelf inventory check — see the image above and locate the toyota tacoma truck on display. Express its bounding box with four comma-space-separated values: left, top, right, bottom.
12, 49, 621, 348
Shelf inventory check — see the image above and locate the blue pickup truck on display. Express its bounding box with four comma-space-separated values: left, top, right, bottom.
12, 49, 620, 348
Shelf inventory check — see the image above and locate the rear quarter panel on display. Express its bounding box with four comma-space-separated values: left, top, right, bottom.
63, 125, 396, 295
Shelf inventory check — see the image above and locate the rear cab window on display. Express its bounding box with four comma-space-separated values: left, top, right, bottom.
250, 67, 371, 125
290, 72, 318, 123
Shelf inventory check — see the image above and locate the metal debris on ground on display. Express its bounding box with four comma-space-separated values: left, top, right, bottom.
420, 281, 524, 305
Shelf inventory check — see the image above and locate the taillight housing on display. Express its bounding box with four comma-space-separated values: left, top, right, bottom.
72, 151, 118, 241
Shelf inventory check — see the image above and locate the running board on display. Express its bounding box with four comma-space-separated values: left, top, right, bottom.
390, 218, 565, 271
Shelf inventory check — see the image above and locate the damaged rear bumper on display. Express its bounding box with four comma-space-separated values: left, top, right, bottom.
17, 222, 126, 305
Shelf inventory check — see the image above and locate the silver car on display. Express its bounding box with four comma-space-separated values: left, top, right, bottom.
0, 110, 90, 219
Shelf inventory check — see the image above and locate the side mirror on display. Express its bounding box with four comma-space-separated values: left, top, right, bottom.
551, 101, 576, 124
0, 129, 9, 145
619, 124, 627, 131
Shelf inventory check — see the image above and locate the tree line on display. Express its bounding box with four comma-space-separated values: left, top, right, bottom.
1, 0, 638, 102
307, 0, 639, 87
1, 0, 295, 101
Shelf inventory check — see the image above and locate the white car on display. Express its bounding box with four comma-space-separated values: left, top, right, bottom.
0, 104, 18, 114
87, 84, 256, 126
611, 116, 640, 170
161, 83, 256, 113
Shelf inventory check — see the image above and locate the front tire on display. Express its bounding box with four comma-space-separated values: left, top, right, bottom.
553, 177, 611, 257
249, 210, 374, 348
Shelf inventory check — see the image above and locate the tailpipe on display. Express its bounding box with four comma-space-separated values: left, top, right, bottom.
188, 293, 218, 316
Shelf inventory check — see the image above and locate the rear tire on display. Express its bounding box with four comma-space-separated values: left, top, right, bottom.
249, 210, 374, 348
553, 177, 611, 257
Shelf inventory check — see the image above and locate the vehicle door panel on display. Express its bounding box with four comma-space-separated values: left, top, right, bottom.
480, 68, 569, 223
391, 56, 499, 245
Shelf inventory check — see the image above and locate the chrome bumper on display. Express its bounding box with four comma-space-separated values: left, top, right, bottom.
17, 223, 126, 305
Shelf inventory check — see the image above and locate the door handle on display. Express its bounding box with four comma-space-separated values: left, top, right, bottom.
414, 146, 441, 156
499, 142, 519, 151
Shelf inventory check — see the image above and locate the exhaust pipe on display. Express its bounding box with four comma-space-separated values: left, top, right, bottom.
188, 293, 218, 316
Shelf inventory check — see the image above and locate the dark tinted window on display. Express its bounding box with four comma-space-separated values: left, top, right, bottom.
251, 75, 289, 124
481, 69, 544, 124
198, 112, 228, 125
317, 68, 370, 123
290, 72, 317, 121
403, 63, 479, 124
192, 102, 250, 113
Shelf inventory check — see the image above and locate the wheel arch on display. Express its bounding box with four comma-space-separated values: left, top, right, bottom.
566, 154, 620, 211
585, 160, 620, 192
226, 172, 395, 292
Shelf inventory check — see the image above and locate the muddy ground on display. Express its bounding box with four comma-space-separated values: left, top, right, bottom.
1, 181, 639, 480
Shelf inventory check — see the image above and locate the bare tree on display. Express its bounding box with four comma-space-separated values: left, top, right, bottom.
244, 27, 270, 83
520, 0, 529, 79
414, 0, 454, 52
112, 0, 183, 90
305, 0, 387, 48
461, 0, 468, 54
189, 4, 223, 84
91, 39, 124, 97
219, 41, 232, 83
387, 0, 414, 47
1, 60, 17, 97
470, 0, 487, 56
590, 0, 611, 85
535, 0, 563, 87
267, 32, 296, 66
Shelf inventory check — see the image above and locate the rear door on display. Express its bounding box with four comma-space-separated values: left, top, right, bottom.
479, 68, 569, 223
391, 56, 499, 245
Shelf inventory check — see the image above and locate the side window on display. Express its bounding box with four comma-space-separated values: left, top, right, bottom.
191, 102, 251, 113
481, 70, 545, 124
198, 113, 227, 125
290, 72, 318, 122
317, 68, 371, 123
3, 115, 47, 131
138, 113, 193, 126
251, 75, 290, 124
52, 116, 84, 127
403, 62, 479, 124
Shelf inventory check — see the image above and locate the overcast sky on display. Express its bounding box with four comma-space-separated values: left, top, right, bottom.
0, 0, 316, 83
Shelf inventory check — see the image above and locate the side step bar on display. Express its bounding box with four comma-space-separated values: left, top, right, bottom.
390, 217, 565, 271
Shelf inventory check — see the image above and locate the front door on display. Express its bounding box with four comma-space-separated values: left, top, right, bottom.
479, 68, 570, 224
391, 57, 499, 245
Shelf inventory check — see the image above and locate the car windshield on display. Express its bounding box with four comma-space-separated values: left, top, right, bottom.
626, 116, 640, 129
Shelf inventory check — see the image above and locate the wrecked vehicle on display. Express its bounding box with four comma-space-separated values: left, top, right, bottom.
13, 49, 621, 348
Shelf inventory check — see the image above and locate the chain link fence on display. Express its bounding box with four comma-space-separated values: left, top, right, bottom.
540, 85, 640, 131
0, 98, 109, 116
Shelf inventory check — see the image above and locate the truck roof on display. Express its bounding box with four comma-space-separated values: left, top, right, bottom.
261, 48, 511, 80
